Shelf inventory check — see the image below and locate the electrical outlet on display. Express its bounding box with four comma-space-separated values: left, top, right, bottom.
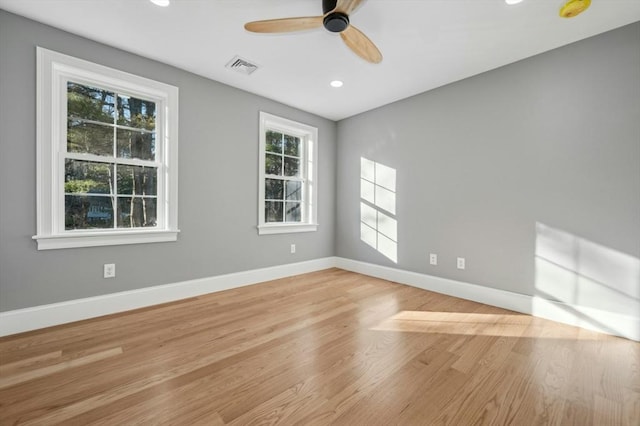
290, 244, 296, 254
103, 263, 116, 278
457, 257, 465, 270
429, 253, 437, 265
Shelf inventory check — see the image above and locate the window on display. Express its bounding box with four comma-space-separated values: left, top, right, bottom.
34, 47, 179, 250
258, 112, 318, 234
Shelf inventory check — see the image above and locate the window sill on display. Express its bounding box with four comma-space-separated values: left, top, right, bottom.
258, 223, 318, 235
33, 229, 180, 250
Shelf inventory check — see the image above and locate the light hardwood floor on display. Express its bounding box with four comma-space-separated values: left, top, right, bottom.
1, 268, 638, 425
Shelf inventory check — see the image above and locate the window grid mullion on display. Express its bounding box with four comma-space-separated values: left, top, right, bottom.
265, 174, 303, 182
280, 132, 285, 202
280, 133, 285, 223
68, 115, 156, 135
113, 91, 118, 229
281, 162, 286, 222
64, 152, 160, 168
300, 135, 306, 222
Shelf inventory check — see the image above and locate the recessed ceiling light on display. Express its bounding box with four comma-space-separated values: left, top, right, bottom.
330, 80, 343, 88
505, 0, 524, 4
150, 0, 170, 7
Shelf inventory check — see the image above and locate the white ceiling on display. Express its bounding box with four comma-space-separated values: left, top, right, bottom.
1, 0, 639, 120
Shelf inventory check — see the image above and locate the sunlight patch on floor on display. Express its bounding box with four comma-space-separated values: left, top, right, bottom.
370, 310, 600, 339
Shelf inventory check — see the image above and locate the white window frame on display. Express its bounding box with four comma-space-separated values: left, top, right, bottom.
34, 47, 179, 250
258, 112, 318, 235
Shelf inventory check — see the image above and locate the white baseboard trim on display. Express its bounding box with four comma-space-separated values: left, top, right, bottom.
0, 257, 338, 337
335, 258, 639, 341
335, 257, 533, 312
2, 256, 637, 341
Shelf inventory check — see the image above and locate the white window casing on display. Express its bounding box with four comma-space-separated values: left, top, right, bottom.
258, 112, 318, 235
34, 47, 179, 250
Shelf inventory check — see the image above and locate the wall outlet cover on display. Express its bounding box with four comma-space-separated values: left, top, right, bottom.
103, 263, 116, 278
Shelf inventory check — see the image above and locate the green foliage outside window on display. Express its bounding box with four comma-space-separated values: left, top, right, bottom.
64, 81, 158, 230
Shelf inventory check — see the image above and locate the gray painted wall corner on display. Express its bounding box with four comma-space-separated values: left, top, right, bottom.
335, 22, 640, 317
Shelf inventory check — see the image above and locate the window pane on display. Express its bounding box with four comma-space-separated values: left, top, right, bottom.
265, 153, 282, 176
285, 202, 301, 222
65, 159, 113, 195
117, 95, 156, 130
284, 134, 300, 157
67, 82, 115, 123
67, 120, 114, 156
284, 157, 300, 177
265, 178, 283, 200
117, 165, 157, 196
285, 180, 301, 201
117, 197, 157, 228
265, 201, 283, 222
117, 129, 156, 160
65, 195, 114, 230
266, 131, 282, 154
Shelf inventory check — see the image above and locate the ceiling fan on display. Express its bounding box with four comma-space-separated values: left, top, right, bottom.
244, 0, 383, 64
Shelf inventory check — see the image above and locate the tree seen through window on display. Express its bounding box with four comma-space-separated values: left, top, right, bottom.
264, 130, 302, 223
65, 82, 158, 230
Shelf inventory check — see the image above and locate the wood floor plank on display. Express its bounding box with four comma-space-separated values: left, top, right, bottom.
0, 347, 122, 390
0, 350, 62, 377
2, 294, 353, 419
61, 283, 419, 425
328, 344, 464, 425
11, 303, 359, 425
0, 269, 637, 425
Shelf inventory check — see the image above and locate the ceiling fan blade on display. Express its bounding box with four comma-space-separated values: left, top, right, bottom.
334, 0, 366, 15
244, 16, 324, 33
340, 25, 382, 64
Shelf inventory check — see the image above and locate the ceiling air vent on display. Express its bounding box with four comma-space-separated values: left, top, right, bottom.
225, 56, 259, 75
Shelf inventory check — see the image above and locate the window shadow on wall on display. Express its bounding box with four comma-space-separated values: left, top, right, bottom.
360, 158, 397, 263
534, 222, 640, 339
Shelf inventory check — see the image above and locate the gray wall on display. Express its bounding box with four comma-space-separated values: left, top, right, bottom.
1, 8, 638, 317
336, 23, 640, 313
0, 10, 336, 311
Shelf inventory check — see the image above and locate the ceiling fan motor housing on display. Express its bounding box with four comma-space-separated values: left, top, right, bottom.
323, 12, 349, 32
322, 0, 350, 32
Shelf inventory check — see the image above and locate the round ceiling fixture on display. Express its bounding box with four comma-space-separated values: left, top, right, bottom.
559, 0, 591, 18
330, 80, 344, 88
505, 0, 524, 5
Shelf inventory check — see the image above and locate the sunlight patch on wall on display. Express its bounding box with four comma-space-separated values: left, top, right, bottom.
360, 158, 397, 263
534, 222, 640, 336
